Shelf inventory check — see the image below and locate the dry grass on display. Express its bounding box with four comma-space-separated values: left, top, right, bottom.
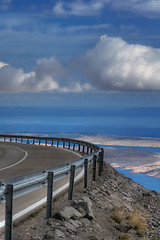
127, 211, 147, 236
111, 207, 124, 224
118, 233, 129, 240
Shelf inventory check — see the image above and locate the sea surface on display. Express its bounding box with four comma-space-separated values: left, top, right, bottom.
116, 168, 160, 193
104, 145, 160, 193
0, 105, 160, 193
0, 106, 160, 137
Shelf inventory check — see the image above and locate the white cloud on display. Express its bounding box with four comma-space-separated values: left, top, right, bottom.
0, 57, 61, 92
53, 0, 160, 17
79, 35, 160, 91
0, 61, 8, 69
110, 0, 160, 16
53, 0, 104, 16
60, 82, 91, 93
0, 57, 89, 93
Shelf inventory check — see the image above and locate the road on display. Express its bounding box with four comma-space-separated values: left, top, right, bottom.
0, 141, 81, 232
0, 142, 79, 181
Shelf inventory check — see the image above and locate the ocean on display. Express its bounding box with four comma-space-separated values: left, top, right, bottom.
0, 106, 160, 137
0, 105, 160, 193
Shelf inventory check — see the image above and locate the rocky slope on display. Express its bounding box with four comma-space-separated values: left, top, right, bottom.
8, 162, 160, 240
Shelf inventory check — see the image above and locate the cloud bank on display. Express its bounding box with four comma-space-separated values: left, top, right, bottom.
0, 57, 90, 93
53, 0, 160, 17
80, 35, 160, 91
2, 36, 160, 93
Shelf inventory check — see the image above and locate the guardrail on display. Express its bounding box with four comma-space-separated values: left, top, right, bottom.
0, 134, 104, 240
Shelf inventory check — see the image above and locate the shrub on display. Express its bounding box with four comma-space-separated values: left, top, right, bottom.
127, 211, 147, 236
111, 207, 124, 224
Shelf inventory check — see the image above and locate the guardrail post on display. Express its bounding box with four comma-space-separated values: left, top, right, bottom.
78, 144, 81, 152
68, 165, 75, 200
5, 184, 13, 240
87, 147, 89, 154
63, 141, 65, 148
68, 142, 70, 149
46, 172, 54, 219
82, 145, 85, 153
84, 158, 89, 188
73, 143, 75, 151
101, 148, 104, 171
92, 155, 97, 181
98, 152, 103, 176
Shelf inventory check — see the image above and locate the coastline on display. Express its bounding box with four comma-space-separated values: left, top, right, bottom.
78, 134, 160, 179
103, 147, 160, 179
78, 134, 160, 147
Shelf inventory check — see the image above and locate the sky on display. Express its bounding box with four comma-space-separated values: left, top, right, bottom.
1, 0, 160, 107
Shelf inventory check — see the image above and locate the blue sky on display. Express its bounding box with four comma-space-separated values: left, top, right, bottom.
1, 0, 160, 107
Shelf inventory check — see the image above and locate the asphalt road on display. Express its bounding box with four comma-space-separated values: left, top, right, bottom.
0, 142, 79, 181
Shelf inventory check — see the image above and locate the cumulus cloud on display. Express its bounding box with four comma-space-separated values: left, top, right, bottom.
0, 61, 8, 68
53, 0, 104, 16
53, 0, 160, 17
60, 82, 91, 93
0, 57, 89, 93
79, 35, 160, 91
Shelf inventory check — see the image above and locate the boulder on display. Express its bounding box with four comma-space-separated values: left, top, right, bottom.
54, 206, 83, 220
72, 196, 94, 220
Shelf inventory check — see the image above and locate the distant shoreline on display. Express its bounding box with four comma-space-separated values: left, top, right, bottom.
78, 135, 160, 179
78, 134, 160, 147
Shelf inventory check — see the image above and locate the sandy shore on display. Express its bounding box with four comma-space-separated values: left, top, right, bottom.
78, 135, 160, 179
78, 134, 160, 147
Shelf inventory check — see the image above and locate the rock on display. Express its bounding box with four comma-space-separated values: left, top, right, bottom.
90, 189, 99, 197
115, 224, 132, 233
54, 206, 83, 220
72, 196, 94, 220
87, 236, 98, 240
45, 231, 54, 239
80, 218, 91, 227
81, 196, 94, 220
63, 221, 77, 233
68, 219, 82, 228
45, 229, 65, 240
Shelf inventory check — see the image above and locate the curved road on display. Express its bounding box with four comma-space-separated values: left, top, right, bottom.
0, 142, 79, 181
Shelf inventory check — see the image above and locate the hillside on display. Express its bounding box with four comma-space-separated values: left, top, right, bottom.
8, 162, 160, 240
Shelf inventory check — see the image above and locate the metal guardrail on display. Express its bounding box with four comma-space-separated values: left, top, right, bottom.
0, 134, 104, 240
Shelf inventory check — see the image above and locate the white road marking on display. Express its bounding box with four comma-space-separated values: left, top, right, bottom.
0, 146, 28, 171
